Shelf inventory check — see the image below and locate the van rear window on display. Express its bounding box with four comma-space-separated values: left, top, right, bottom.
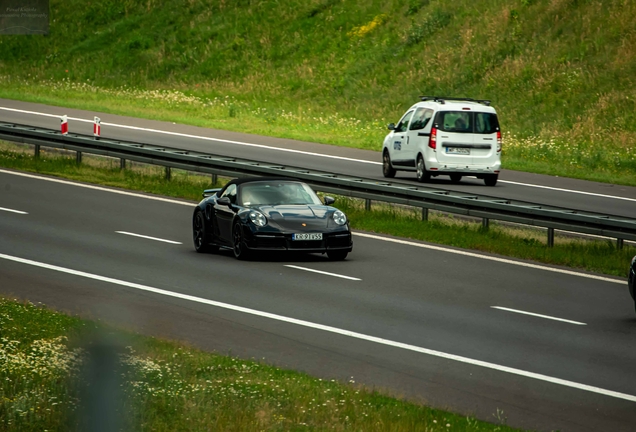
434, 111, 499, 134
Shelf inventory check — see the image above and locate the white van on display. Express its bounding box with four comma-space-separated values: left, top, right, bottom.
382, 96, 502, 186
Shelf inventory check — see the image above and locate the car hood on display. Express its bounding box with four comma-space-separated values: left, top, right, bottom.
257, 205, 332, 229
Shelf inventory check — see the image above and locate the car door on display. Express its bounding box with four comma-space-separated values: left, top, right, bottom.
214, 184, 237, 244
472, 111, 500, 167
388, 110, 415, 167
435, 110, 474, 167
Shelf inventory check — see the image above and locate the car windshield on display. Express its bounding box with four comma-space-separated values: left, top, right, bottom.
239, 182, 323, 206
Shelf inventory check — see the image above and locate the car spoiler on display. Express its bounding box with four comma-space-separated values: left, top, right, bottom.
202, 188, 221, 197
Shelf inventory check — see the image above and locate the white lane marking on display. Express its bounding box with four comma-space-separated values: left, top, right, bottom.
115, 231, 182, 245
491, 306, 587, 326
4, 106, 636, 202
1, 252, 634, 403
354, 232, 625, 285
284, 265, 361, 281
0, 206, 28, 214
499, 180, 636, 203
0, 169, 192, 206
0, 106, 379, 165
0, 169, 625, 284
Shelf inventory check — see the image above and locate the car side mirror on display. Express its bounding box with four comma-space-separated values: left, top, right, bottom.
324, 196, 335, 205
387, 123, 396, 131
217, 196, 231, 206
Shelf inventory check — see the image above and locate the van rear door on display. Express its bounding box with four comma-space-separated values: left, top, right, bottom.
472, 112, 500, 167
434, 111, 473, 167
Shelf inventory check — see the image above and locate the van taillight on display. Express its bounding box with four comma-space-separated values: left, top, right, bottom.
496, 131, 502, 152
429, 127, 437, 150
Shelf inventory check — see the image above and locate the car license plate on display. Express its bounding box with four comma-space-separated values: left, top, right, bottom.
292, 233, 323, 241
446, 147, 470, 154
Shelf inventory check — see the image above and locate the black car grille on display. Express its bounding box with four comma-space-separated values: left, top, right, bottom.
251, 232, 351, 251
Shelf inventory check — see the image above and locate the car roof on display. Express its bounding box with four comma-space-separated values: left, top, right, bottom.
220, 176, 304, 191
412, 99, 497, 113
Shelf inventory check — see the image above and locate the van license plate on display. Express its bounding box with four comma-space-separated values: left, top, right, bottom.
447, 147, 470, 154
292, 233, 323, 241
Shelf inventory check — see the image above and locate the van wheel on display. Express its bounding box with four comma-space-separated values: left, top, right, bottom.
416, 155, 430, 183
382, 151, 396, 178
450, 174, 462, 183
484, 174, 498, 186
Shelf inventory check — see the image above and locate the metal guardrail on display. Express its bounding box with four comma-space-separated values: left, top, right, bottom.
1, 121, 635, 247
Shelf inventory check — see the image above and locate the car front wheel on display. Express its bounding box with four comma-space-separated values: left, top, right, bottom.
383, 151, 396, 178
232, 221, 251, 260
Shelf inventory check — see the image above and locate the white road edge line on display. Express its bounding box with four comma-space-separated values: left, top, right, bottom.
1, 252, 634, 403
284, 265, 361, 281
0, 106, 379, 165
0, 206, 28, 214
3, 106, 636, 202
499, 180, 636, 203
491, 306, 587, 326
115, 231, 182, 245
353, 232, 625, 285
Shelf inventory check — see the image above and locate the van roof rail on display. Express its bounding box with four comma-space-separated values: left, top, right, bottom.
420, 96, 491, 106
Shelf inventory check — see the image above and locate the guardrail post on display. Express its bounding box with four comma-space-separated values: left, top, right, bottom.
34, 145, 40, 159
547, 228, 555, 247
120, 159, 126, 170
165, 167, 171, 181
211, 173, 217, 186
76, 151, 82, 164
421, 207, 428, 221
365, 199, 371, 211
617, 238, 624, 250
482, 218, 489, 229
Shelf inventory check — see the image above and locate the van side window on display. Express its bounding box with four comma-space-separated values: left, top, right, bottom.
395, 110, 414, 133
409, 108, 433, 131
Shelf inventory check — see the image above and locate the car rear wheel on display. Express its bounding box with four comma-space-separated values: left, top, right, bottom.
416, 155, 430, 183
484, 174, 498, 186
232, 221, 251, 260
193, 210, 218, 253
382, 151, 396, 178
450, 174, 462, 183
327, 250, 348, 261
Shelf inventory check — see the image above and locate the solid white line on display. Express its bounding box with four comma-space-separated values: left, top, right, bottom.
353, 232, 625, 285
491, 306, 587, 326
499, 180, 636, 203
1, 252, 634, 403
284, 265, 361, 281
0, 106, 379, 165
115, 231, 182, 245
0, 169, 192, 206
0, 206, 28, 214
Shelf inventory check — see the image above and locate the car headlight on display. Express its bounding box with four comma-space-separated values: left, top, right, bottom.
249, 211, 267, 227
332, 210, 347, 226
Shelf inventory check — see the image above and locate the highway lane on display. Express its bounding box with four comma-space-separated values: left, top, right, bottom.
1, 99, 636, 219
1, 169, 635, 432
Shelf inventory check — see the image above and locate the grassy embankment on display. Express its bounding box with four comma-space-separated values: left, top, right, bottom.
2, 141, 634, 278
0, 0, 635, 185
0, 297, 525, 431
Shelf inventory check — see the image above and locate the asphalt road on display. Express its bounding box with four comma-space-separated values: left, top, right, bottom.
1, 169, 635, 432
1, 99, 636, 219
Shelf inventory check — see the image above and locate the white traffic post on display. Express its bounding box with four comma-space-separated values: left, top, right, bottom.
93, 116, 101, 137
60, 115, 68, 135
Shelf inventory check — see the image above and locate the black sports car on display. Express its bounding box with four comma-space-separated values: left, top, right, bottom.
629, 255, 635, 313
192, 178, 353, 260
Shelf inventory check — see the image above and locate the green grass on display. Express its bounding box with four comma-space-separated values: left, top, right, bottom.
1, 142, 633, 278
0, 297, 526, 431
1, 0, 635, 185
